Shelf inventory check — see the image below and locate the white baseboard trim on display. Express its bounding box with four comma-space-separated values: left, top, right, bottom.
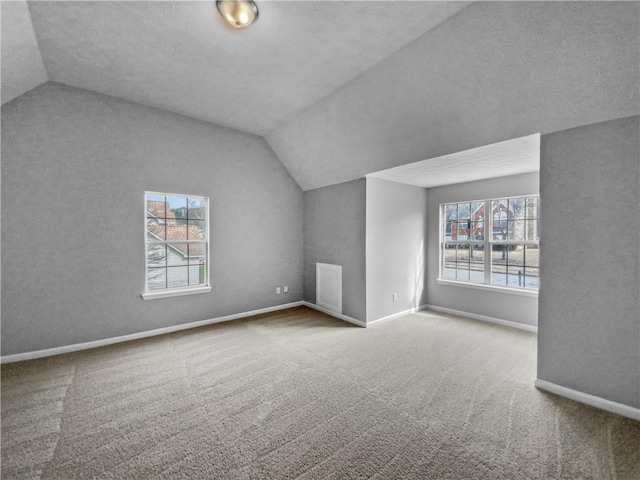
367, 305, 430, 326
535, 379, 640, 421
422, 304, 538, 333
302, 301, 366, 328
1, 301, 305, 364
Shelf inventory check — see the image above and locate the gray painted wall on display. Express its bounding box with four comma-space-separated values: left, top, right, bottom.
268, 1, 639, 191
1, 82, 303, 356
366, 177, 427, 322
303, 179, 366, 321
538, 116, 639, 409
426, 173, 540, 327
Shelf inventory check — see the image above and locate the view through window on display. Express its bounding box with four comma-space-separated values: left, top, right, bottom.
441, 195, 540, 290
145, 192, 209, 293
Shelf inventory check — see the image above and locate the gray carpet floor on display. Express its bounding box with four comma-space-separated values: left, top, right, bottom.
2, 306, 639, 479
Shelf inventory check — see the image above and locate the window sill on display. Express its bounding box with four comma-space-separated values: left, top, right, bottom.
141, 286, 212, 300
436, 279, 538, 297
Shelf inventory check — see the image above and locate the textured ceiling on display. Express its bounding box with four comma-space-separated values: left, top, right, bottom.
268, 1, 640, 190
25, 0, 470, 134
368, 134, 540, 189
3, 1, 638, 192
1, 0, 48, 104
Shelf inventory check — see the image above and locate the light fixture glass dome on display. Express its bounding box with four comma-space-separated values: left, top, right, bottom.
217, 0, 258, 29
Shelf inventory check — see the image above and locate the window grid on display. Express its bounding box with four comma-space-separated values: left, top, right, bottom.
441, 195, 539, 291
145, 192, 209, 293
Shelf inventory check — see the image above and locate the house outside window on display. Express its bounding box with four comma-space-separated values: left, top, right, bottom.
441, 195, 539, 291
143, 192, 210, 299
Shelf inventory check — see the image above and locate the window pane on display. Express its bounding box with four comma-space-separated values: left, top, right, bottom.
188, 220, 206, 240
167, 245, 188, 266
469, 246, 484, 283
445, 204, 456, 221
456, 264, 470, 281
147, 245, 166, 268
526, 218, 540, 242
470, 201, 483, 217
491, 247, 507, 285
188, 198, 206, 220
507, 246, 524, 267
469, 222, 484, 241
443, 244, 456, 279
147, 218, 166, 240
456, 244, 469, 262
457, 203, 470, 220
166, 224, 188, 242
166, 196, 188, 222
507, 266, 525, 287
456, 221, 470, 240
456, 244, 470, 280
526, 197, 538, 219
147, 267, 166, 290
492, 201, 509, 240
146, 194, 166, 219
492, 199, 507, 215
524, 267, 539, 289
167, 266, 189, 288
525, 245, 539, 268
509, 197, 525, 220
188, 243, 207, 259
189, 261, 206, 286
509, 220, 525, 241
444, 221, 453, 240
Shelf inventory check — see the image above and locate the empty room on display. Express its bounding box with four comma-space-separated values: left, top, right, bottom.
2, 1, 639, 478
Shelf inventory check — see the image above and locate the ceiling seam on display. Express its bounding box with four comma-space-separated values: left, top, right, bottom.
25, 0, 51, 82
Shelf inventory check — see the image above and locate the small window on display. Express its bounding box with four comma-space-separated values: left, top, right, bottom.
144, 192, 210, 299
440, 195, 539, 291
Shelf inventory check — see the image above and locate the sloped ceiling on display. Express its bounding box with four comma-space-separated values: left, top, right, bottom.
2, 2, 638, 191
369, 134, 540, 189
267, 1, 640, 190
21, 0, 469, 134
1, 0, 48, 104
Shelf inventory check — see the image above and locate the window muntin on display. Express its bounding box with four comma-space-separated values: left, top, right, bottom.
145, 192, 209, 294
441, 195, 539, 291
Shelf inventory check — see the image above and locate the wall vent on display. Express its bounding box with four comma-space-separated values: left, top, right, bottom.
316, 263, 342, 314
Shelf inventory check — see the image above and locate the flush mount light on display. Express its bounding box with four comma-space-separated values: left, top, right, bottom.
216, 0, 258, 29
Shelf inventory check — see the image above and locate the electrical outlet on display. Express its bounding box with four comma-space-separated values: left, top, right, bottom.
283, 285, 289, 293
276, 287, 281, 295
393, 293, 397, 302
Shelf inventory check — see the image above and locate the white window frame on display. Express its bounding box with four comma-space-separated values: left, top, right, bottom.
438, 195, 539, 296
142, 191, 211, 300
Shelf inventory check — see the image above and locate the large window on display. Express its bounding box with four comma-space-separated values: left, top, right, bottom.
441, 195, 539, 291
144, 192, 210, 298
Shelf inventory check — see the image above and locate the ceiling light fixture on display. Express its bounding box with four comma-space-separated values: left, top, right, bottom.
216, 0, 258, 29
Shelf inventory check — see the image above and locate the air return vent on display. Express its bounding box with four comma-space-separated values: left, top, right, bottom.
316, 263, 342, 314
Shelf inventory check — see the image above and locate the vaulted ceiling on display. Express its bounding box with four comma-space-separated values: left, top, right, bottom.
3, 1, 639, 191
2, 0, 469, 132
